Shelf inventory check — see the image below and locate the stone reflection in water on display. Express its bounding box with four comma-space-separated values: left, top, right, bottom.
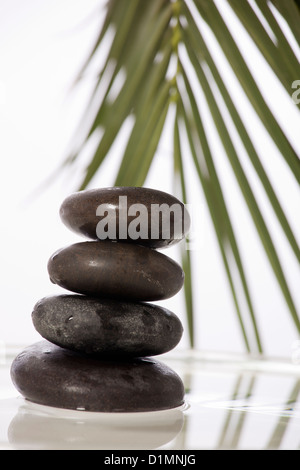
8, 400, 185, 450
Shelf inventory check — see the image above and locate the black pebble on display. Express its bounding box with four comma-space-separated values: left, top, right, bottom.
32, 295, 183, 357
47, 241, 184, 301
10, 341, 185, 412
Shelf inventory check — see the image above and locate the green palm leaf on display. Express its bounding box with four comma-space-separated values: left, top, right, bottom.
173, 109, 195, 348
62, 0, 300, 352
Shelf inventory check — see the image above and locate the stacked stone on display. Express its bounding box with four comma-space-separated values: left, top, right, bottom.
11, 187, 190, 413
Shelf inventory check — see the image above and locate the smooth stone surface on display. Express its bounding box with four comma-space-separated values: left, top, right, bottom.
59, 187, 190, 248
48, 241, 184, 301
10, 341, 185, 412
32, 295, 183, 357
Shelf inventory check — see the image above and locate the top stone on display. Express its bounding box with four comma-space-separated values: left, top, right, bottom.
59, 187, 190, 248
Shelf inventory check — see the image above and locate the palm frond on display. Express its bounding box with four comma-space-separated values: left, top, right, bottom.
63, 0, 300, 351
173, 109, 195, 348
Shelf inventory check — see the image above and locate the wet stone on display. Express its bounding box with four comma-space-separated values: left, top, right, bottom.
32, 295, 183, 357
59, 187, 190, 248
47, 241, 184, 301
10, 341, 185, 412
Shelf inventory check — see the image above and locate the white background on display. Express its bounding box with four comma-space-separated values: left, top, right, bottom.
0, 0, 299, 358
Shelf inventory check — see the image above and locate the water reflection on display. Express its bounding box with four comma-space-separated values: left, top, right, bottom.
265, 379, 300, 450
214, 375, 300, 450
165, 356, 300, 450
216, 374, 257, 449
8, 400, 185, 450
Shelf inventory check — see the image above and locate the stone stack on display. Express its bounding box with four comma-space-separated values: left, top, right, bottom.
11, 187, 190, 413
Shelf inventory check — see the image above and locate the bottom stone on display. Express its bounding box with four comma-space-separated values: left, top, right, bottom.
10, 341, 185, 412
